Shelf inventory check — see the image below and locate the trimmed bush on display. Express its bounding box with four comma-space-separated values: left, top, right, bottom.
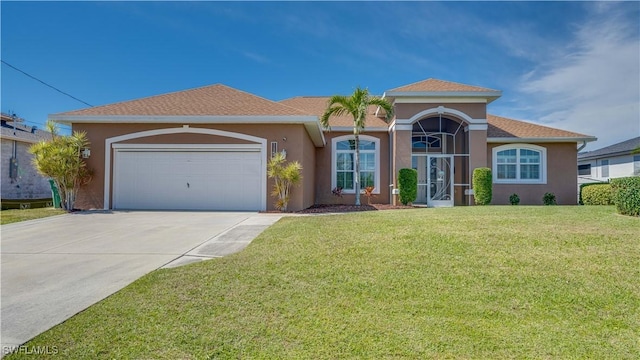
509, 193, 520, 205
610, 177, 640, 216
543, 192, 557, 205
472, 167, 492, 205
579, 182, 609, 205
582, 183, 614, 205
398, 168, 417, 205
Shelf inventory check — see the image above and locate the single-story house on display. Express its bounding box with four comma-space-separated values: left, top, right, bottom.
1, 113, 53, 208
49, 78, 596, 211
578, 136, 640, 185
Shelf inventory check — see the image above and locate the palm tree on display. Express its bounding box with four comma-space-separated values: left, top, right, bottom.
320, 87, 393, 206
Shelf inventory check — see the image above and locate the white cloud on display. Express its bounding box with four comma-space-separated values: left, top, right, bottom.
516, 3, 640, 150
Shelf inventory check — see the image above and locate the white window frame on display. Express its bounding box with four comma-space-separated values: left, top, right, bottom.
492, 144, 547, 184
331, 135, 381, 194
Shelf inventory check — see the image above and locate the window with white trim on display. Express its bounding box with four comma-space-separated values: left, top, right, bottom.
332, 135, 380, 193
492, 144, 547, 184
578, 164, 591, 176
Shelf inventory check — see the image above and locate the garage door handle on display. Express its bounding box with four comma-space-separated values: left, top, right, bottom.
187, 182, 190, 188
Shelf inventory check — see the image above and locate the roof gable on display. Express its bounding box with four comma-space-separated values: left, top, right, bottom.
388, 78, 499, 93
54, 84, 311, 117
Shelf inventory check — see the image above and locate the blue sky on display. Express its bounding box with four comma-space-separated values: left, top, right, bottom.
2, 1, 638, 151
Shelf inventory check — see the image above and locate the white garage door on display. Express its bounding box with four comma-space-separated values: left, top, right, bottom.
113, 147, 263, 210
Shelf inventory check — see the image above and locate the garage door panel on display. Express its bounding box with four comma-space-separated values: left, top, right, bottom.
113, 149, 263, 211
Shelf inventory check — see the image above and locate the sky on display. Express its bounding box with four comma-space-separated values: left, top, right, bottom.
1, 1, 639, 151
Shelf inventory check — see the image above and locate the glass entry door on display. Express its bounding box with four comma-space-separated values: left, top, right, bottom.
413, 155, 454, 207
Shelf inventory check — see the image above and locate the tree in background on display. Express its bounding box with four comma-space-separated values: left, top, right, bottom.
30, 121, 92, 211
320, 87, 393, 206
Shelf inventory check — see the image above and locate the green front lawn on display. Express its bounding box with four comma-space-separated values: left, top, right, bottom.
0, 207, 66, 225
8, 206, 639, 359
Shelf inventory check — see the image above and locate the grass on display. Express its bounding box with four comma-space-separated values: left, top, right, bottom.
0, 207, 66, 225
6, 206, 639, 359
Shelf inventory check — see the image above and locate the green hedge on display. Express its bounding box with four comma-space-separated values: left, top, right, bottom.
581, 183, 614, 205
472, 167, 492, 205
579, 182, 609, 205
610, 177, 640, 216
398, 168, 417, 205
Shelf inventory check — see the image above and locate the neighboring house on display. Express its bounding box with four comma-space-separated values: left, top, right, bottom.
577, 136, 640, 185
1, 113, 53, 205
49, 78, 596, 211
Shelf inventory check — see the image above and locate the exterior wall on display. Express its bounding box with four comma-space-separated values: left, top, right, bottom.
315, 131, 391, 205
578, 154, 639, 182
1, 139, 51, 200
391, 129, 412, 205
394, 103, 486, 120
468, 129, 488, 204
488, 142, 578, 205
72, 123, 316, 211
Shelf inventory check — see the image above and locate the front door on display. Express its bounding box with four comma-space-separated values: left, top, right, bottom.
413, 155, 454, 207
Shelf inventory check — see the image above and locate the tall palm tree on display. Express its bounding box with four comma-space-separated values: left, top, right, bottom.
320, 87, 393, 206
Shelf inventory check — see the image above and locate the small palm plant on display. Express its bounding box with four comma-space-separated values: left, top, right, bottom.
267, 151, 302, 212
30, 121, 92, 211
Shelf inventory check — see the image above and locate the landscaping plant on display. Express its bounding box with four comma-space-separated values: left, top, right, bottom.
320, 87, 393, 206
472, 167, 492, 205
579, 182, 609, 205
363, 186, 375, 204
509, 193, 520, 205
398, 168, 417, 205
29, 121, 92, 211
267, 151, 302, 212
610, 176, 640, 216
543, 192, 557, 205
581, 183, 613, 205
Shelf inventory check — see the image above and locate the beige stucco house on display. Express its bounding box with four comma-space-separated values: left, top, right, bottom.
49, 78, 596, 211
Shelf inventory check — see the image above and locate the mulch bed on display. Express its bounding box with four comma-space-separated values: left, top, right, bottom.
295, 203, 415, 214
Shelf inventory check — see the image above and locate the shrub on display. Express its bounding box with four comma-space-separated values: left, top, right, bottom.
398, 168, 417, 205
472, 167, 492, 205
610, 177, 640, 216
509, 193, 520, 205
267, 152, 302, 211
579, 182, 609, 205
543, 192, 557, 205
582, 183, 613, 205
363, 186, 375, 204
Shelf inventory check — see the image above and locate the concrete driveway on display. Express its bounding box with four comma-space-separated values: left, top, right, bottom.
0, 211, 282, 354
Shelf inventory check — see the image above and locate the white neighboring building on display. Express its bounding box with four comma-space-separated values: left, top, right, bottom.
578, 136, 640, 185
1, 113, 53, 202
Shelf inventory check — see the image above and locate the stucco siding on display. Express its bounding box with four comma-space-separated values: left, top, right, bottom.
488, 142, 578, 205
578, 154, 639, 182
1, 139, 51, 200
72, 123, 315, 211
395, 103, 486, 120
315, 132, 390, 205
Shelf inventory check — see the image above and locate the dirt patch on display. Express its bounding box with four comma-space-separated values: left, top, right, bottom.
295, 203, 415, 214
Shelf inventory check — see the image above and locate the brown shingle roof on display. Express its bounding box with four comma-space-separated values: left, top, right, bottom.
280, 96, 390, 129
389, 78, 499, 93
54, 84, 311, 117
487, 114, 592, 139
